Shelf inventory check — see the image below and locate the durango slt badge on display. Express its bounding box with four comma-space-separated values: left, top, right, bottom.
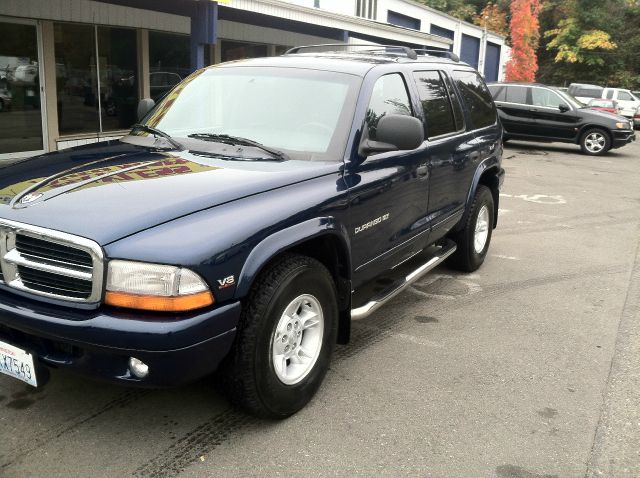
355, 213, 390, 234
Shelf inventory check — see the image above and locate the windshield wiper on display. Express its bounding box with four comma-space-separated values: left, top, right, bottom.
131, 123, 185, 151
187, 133, 289, 161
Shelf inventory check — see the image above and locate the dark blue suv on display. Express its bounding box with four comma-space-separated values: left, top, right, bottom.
0, 45, 504, 418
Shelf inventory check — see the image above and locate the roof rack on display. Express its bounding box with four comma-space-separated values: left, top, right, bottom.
284, 44, 462, 62
285, 43, 419, 60
414, 49, 460, 62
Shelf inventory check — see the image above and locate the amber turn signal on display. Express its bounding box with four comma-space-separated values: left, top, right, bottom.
105, 290, 214, 312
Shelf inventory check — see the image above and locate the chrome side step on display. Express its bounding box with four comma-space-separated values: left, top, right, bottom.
350, 241, 457, 320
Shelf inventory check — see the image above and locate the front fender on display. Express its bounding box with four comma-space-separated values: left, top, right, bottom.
234, 217, 351, 298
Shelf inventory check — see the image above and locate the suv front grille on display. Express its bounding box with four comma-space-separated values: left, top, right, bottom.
0, 220, 103, 305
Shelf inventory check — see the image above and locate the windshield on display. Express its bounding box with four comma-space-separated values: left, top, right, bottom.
139, 67, 360, 161
557, 90, 585, 108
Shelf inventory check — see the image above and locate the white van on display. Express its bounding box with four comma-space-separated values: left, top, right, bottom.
602, 88, 640, 119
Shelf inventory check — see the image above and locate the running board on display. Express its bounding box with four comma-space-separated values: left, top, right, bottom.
350, 241, 457, 320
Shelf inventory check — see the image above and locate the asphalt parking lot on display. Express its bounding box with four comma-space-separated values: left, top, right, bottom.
1, 138, 639, 478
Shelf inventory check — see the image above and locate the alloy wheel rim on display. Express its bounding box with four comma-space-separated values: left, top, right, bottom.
474, 205, 490, 254
585, 133, 606, 153
271, 294, 324, 385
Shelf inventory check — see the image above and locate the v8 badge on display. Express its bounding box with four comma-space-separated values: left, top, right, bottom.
217, 275, 235, 289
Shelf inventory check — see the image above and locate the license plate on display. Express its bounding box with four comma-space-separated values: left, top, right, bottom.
0, 340, 37, 387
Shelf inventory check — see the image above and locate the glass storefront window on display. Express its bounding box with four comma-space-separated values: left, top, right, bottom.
54, 23, 138, 136
0, 22, 44, 154
149, 32, 190, 102
54, 23, 98, 135
97, 27, 138, 130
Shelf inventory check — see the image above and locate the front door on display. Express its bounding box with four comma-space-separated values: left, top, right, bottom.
347, 72, 431, 287
0, 18, 47, 160
529, 87, 579, 140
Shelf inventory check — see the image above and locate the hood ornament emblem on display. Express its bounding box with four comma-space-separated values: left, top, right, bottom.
21, 193, 43, 204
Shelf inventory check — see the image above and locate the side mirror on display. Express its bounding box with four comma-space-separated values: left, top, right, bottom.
361, 114, 424, 156
137, 98, 155, 121
559, 104, 570, 113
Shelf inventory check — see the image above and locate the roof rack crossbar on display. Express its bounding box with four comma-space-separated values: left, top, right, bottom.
285, 43, 418, 60
413, 49, 460, 62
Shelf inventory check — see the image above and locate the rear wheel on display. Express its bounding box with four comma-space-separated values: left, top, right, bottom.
448, 185, 494, 272
580, 128, 611, 156
220, 254, 338, 418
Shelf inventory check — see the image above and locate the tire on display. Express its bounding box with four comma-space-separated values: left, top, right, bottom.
219, 253, 338, 419
448, 185, 494, 272
580, 128, 611, 156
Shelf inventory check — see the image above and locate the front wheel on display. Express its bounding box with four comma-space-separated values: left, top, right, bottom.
580, 128, 611, 156
448, 185, 495, 272
219, 254, 338, 418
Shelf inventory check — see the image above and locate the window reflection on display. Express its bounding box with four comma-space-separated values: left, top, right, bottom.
149, 32, 190, 102
0, 22, 43, 154
55, 23, 138, 135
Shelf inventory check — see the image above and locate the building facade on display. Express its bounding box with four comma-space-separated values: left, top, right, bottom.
0, 0, 508, 159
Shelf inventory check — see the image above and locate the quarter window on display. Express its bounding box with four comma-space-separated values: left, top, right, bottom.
451, 71, 496, 130
365, 74, 412, 141
618, 91, 632, 101
413, 71, 457, 138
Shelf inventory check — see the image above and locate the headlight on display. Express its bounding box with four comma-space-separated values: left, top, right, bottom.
105, 260, 214, 312
615, 122, 630, 129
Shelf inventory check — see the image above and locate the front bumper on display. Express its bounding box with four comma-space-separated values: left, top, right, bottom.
612, 129, 636, 149
0, 289, 241, 387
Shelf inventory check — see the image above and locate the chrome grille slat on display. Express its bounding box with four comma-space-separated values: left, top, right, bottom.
0, 219, 104, 305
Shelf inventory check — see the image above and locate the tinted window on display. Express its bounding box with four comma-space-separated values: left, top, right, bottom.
442, 73, 465, 130
488, 85, 506, 102
506, 86, 528, 104
606, 90, 614, 99
414, 71, 457, 138
531, 88, 567, 108
452, 71, 496, 129
618, 91, 632, 101
575, 87, 602, 98
365, 73, 412, 141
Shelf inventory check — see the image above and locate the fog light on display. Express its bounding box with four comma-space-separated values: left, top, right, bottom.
129, 357, 149, 378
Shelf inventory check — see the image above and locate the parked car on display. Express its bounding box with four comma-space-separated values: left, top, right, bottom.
567, 83, 603, 104
602, 87, 640, 120
0, 46, 504, 418
488, 82, 635, 155
587, 98, 620, 114
634, 106, 640, 129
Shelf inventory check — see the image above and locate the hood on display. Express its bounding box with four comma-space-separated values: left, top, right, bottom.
579, 107, 628, 122
0, 140, 339, 245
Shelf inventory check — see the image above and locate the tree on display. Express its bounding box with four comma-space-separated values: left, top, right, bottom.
505, 0, 543, 81
473, 3, 508, 36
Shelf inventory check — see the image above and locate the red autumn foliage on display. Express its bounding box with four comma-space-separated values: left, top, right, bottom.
505, 0, 543, 82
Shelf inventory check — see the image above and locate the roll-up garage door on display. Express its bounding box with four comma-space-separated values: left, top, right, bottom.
460, 34, 480, 69
429, 25, 454, 51
484, 42, 501, 82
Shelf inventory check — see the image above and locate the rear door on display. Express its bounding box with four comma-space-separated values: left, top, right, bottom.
411, 69, 478, 243
528, 86, 579, 140
493, 85, 536, 135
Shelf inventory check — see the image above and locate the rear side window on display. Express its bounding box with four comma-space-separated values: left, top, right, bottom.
618, 91, 633, 101
365, 73, 413, 141
413, 70, 459, 138
505, 86, 528, 104
451, 70, 496, 130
